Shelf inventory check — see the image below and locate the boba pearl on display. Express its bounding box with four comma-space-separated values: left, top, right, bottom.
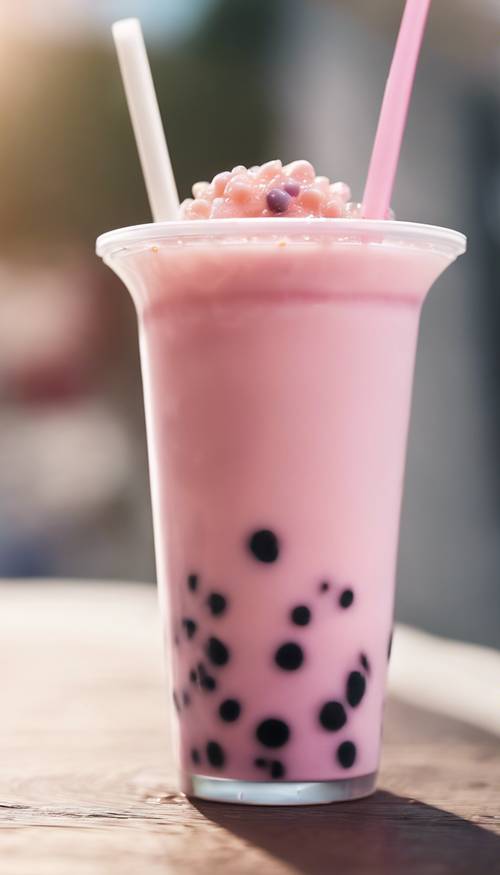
314, 175, 330, 191
187, 573, 199, 593
337, 740, 357, 769
201, 675, 217, 692
274, 642, 304, 671
284, 160, 315, 183
298, 187, 323, 212
189, 199, 210, 219
256, 718, 290, 748
206, 740, 225, 768
291, 605, 311, 626
207, 592, 227, 616
179, 198, 194, 219
219, 698, 242, 722
198, 662, 217, 692
182, 617, 197, 639
284, 179, 301, 197
267, 188, 291, 214
270, 760, 285, 779
258, 159, 282, 180
206, 636, 230, 667
192, 180, 210, 198
324, 198, 343, 218
248, 529, 279, 563
211, 195, 233, 219
319, 701, 347, 732
226, 177, 252, 204
212, 171, 231, 195
347, 671, 366, 708
330, 181, 352, 203
339, 588, 354, 609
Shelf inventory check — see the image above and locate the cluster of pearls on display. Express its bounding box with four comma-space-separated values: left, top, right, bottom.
179, 159, 364, 220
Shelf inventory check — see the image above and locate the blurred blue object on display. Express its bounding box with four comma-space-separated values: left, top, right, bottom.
0, 530, 54, 578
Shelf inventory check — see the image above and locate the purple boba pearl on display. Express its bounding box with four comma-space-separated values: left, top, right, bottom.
266, 188, 291, 213
284, 180, 301, 197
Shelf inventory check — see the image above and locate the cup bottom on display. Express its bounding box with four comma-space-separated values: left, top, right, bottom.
184, 771, 377, 806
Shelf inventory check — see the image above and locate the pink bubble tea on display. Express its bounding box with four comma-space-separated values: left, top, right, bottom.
97, 162, 465, 805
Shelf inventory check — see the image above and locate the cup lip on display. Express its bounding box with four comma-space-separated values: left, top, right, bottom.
96, 217, 467, 261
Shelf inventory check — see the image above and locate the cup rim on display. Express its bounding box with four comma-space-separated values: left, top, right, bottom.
96, 218, 467, 261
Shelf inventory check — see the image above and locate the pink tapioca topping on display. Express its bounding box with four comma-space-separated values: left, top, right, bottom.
179, 159, 363, 220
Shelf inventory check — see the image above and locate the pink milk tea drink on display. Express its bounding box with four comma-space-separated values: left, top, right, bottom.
97, 163, 465, 805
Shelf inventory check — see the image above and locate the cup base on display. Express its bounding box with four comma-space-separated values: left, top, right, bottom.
184, 771, 377, 806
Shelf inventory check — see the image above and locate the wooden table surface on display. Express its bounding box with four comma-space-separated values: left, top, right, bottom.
1, 581, 499, 875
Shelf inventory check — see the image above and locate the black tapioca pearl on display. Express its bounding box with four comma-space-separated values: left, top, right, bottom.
173, 691, 180, 713
256, 718, 290, 748
339, 588, 354, 609
206, 741, 225, 768
291, 605, 311, 626
207, 592, 227, 616
248, 529, 279, 563
198, 662, 217, 692
319, 701, 347, 732
201, 675, 217, 692
189, 668, 197, 684
388, 629, 394, 660
274, 642, 304, 671
219, 699, 241, 722
182, 690, 191, 707
337, 740, 357, 769
360, 653, 370, 673
347, 671, 366, 708
319, 581, 330, 594
188, 573, 199, 593
182, 618, 197, 639
206, 636, 230, 667
191, 747, 200, 765
270, 760, 285, 779
255, 758, 267, 769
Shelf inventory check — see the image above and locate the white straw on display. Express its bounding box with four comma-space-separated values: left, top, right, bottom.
112, 18, 179, 222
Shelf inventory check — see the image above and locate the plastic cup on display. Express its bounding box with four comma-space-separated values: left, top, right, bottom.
97, 218, 466, 805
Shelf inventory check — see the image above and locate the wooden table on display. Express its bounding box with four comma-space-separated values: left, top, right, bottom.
1, 582, 499, 874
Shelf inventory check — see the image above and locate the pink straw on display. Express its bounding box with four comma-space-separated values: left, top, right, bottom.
362, 0, 433, 219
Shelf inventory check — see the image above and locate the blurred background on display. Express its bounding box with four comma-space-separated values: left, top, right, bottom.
0, 0, 498, 649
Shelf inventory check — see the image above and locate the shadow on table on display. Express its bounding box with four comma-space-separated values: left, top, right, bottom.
194, 790, 500, 875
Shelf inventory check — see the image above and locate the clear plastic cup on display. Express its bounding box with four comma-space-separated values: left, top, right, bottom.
97, 218, 466, 805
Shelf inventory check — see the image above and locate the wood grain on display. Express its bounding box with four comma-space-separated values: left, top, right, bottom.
0, 581, 498, 875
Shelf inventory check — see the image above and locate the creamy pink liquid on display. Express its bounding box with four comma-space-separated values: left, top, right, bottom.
123, 234, 450, 783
